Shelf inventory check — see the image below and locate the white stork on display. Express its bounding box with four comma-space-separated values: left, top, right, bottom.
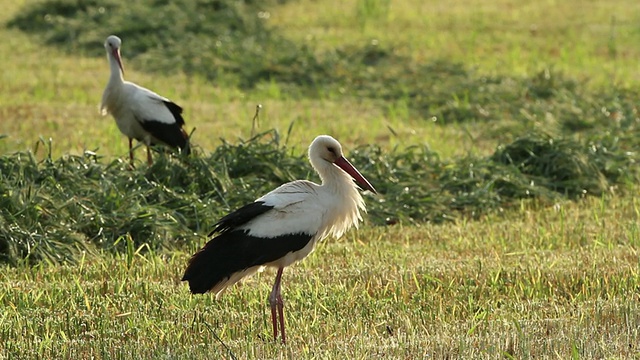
100, 35, 190, 167
181, 135, 377, 344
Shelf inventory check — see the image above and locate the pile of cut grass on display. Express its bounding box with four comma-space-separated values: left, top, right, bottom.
1, 127, 638, 265
0, 131, 309, 265
9, 0, 640, 126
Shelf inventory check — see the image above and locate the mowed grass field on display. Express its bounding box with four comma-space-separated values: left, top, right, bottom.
1, 0, 640, 359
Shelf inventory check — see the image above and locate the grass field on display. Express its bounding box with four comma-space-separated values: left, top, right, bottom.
1, 197, 639, 358
1, 0, 640, 358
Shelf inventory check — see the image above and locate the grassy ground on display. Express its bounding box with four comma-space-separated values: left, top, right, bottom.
1, 0, 640, 358
1, 196, 639, 358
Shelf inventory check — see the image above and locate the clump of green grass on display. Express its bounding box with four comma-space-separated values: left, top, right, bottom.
0, 144, 200, 265
354, 125, 639, 224
0, 131, 308, 265
492, 133, 609, 197
1, 126, 638, 265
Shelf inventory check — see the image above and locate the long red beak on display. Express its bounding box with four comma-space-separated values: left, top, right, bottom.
334, 156, 377, 194
112, 48, 124, 75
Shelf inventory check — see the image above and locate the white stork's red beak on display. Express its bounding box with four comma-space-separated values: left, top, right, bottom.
334, 156, 377, 194
112, 48, 124, 75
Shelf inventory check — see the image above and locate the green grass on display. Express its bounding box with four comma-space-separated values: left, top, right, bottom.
1, 196, 639, 358
1, 0, 640, 358
1, 128, 637, 264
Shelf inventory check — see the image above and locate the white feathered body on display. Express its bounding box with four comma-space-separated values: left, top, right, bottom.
248, 175, 365, 267
182, 135, 374, 296
101, 81, 178, 146
101, 35, 189, 154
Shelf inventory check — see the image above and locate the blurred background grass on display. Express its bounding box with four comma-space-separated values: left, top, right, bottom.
0, 0, 639, 263
1, 0, 640, 157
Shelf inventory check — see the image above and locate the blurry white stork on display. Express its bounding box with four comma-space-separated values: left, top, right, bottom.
100, 35, 190, 167
181, 135, 377, 344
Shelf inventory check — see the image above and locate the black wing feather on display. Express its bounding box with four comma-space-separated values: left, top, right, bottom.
162, 101, 185, 126
182, 200, 313, 294
208, 201, 274, 236
181, 231, 313, 294
137, 99, 190, 153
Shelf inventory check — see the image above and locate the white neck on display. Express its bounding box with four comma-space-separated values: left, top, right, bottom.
318, 162, 355, 193
108, 53, 124, 85
101, 52, 124, 115
315, 160, 366, 239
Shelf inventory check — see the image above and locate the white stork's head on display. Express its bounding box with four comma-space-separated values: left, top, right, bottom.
309, 135, 377, 194
104, 35, 124, 75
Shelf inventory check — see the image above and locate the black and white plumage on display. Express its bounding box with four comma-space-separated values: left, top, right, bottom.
182, 135, 377, 344
100, 35, 190, 167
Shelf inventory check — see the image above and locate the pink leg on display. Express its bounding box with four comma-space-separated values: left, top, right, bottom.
270, 297, 278, 340
268, 268, 286, 344
146, 145, 153, 165
277, 292, 286, 344
128, 138, 135, 168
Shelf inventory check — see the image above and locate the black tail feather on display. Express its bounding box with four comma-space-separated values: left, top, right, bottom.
181, 231, 313, 294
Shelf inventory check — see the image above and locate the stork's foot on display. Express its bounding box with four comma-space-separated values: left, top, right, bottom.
127, 138, 136, 170
276, 294, 286, 344
268, 268, 286, 344
269, 293, 286, 344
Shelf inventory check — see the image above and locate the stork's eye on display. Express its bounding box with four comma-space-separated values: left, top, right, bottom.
327, 147, 336, 154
